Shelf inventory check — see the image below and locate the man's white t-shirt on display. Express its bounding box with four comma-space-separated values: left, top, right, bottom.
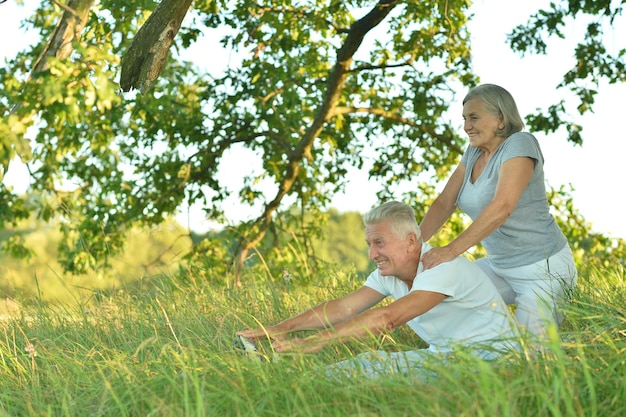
364, 243, 519, 355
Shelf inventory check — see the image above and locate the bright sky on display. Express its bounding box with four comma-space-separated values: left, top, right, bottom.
1, 0, 625, 239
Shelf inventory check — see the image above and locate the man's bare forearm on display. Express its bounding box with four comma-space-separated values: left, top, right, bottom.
274, 299, 358, 333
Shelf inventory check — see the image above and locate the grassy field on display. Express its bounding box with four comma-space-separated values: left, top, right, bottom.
0, 262, 624, 417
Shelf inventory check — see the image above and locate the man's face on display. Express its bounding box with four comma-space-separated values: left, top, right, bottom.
365, 220, 415, 279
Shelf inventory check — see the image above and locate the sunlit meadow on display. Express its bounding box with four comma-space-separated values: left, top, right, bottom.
1, 260, 624, 416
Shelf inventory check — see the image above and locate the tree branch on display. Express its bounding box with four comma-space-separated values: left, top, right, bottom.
252, 1, 350, 34
30, 0, 95, 75
234, 0, 402, 281
120, 0, 193, 93
332, 106, 464, 154
350, 58, 415, 72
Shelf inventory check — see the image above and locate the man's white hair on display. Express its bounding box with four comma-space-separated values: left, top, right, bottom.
363, 201, 422, 241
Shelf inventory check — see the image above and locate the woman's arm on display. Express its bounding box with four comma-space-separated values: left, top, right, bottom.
422, 156, 534, 269
419, 163, 466, 242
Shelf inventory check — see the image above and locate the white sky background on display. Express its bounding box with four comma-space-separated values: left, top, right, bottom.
1, 0, 625, 239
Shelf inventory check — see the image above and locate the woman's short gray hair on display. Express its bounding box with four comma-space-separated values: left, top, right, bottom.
363, 201, 422, 241
463, 84, 524, 137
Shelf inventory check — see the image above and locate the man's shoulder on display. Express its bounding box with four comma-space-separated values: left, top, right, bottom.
364, 269, 392, 288
425, 254, 486, 280
420, 243, 475, 274
415, 256, 496, 299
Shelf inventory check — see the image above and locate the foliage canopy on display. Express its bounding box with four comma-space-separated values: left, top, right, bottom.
0, 0, 624, 278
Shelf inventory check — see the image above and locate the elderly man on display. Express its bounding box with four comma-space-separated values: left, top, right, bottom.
237, 201, 520, 377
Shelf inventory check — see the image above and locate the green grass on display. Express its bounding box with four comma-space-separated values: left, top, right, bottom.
0, 264, 625, 416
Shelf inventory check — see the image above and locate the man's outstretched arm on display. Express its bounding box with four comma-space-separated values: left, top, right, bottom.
273, 290, 446, 353
237, 286, 386, 342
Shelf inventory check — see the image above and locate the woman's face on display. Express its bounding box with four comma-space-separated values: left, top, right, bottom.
462, 98, 504, 152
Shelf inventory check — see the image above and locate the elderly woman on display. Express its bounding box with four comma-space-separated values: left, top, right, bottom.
419, 84, 577, 340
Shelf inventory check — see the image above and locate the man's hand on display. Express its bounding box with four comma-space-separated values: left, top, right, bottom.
236, 326, 288, 342
420, 246, 456, 270
272, 336, 326, 354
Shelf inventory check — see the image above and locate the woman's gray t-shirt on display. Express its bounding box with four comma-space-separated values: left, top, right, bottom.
457, 132, 567, 268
